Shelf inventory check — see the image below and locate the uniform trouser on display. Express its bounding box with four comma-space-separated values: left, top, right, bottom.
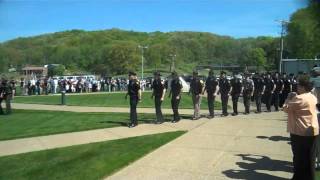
280, 91, 289, 107
130, 96, 139, 125
221, 94, 229, 115
207, 94, 215, 116
0, 98, 3, 115
274, 92, 280, 110
154, 97, 163, 122
43, 87, 48, 95
36, 86, 40, 95
290, 134, 316, 180
243, 93, 251, 113
265, 92, 272, 111
255, 93, 262, 112
231, 94, 240, 114
316, 135, 320, 167
192, 94, 201, 118
171, 96, 181, 121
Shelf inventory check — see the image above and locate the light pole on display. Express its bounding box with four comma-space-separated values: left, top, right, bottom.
275, 20, 289, 73
169, 54, 176, 72
138, 45, 148, 80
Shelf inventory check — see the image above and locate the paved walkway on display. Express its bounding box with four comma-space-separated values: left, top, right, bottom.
3, 102, 291, 179
106, 112, 292, 180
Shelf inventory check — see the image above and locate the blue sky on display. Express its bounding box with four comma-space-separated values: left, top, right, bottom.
0, 0, 305, 42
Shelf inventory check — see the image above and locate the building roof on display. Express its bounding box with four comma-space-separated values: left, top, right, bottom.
22, 66, 47, 71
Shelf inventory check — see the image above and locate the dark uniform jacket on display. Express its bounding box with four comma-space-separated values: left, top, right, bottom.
205, 76, 218, 94
152, 79, 165, 98
128, 79, 140, 97
283, 78, 292, 93
190, 77, 204, 95
242, 79, 254, 94
219, 78, 231, 95
274, 78, 283, 92
264, 78, 275, 93
230, 78, 242, 95
292, 78, 298, 92
171, 79, 182, 96
254, 77, 265, 94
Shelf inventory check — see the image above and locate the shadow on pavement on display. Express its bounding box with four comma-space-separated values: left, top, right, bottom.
256, 136, 291, 144
223, 154, 292, 180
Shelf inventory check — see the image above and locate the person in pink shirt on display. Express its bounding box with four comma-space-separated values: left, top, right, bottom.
283, 75, 319, 180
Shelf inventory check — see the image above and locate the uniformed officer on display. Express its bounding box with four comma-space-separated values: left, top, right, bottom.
281, 73, 292, 107
204, 69, 218, 118
230, 73, 242, 116
0, 79, 13, 115
125, 71, 141, 128
189, 71, 204, 120
263, 73, 275, 112
242, 73, 254, 114
151, 71, 166, 124
290, 73, 298, 92
253, 73, 265, 113
169, 71, 182, 123
218, 71, 231, 116
273, 72, 283, 111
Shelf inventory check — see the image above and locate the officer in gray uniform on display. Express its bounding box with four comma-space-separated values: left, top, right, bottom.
218, 71, 231, 116
204, 69, 218, 118
125, 71, 141, 128
151, 71, 166, 124
242, 73, 254, 114
189, 71, 204, 120
169, 71, 182, 123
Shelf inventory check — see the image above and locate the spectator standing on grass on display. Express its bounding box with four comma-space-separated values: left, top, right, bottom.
283, 75, 319, 180
31, 78, 36, 95
36, 79, 41, 95
53, 78, 58, 94
125, 71, 141, 128
0, 79, 13, 115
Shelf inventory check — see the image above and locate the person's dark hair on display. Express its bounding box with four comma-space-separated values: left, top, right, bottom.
298, 75, 313, 92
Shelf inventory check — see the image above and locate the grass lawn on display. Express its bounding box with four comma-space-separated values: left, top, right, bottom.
13, 92, 223, 109
0, 109, 190, 141
0, 131, 185, 180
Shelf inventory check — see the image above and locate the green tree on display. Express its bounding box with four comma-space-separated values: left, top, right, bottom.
246, 48, 267, 71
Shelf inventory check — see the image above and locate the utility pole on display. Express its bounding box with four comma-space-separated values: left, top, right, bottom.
138, 45, 148, 80
275, 20, 289, 73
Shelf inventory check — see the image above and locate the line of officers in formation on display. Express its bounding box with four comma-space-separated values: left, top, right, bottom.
125, 70, 297, 128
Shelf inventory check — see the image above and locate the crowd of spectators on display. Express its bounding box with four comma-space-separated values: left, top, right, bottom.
19, 77, 153, 96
